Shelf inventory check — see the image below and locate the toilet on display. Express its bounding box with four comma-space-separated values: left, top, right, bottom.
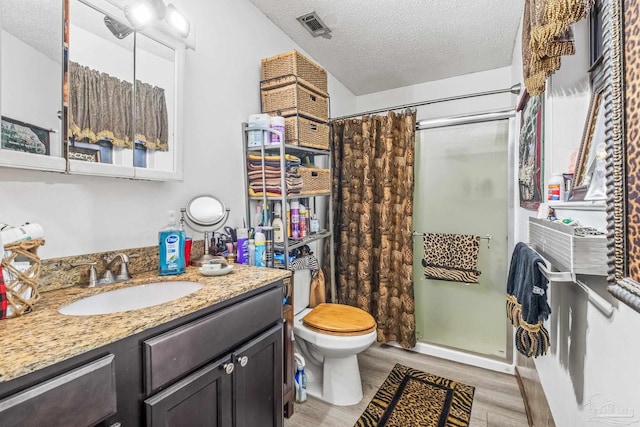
293, 269, 377, 406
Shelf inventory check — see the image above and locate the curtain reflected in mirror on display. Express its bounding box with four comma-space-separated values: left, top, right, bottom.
68, 0, 134, 166
135, 32, 175, 171
67, 0, 174, 170
0, 0, 63, 158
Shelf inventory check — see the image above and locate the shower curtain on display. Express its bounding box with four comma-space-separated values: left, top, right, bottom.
328, 110, 417, 348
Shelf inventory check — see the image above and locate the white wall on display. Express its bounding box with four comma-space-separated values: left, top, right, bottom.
0, 31, 62, 156
512, 17, 640, 426
0, 0, 356, 259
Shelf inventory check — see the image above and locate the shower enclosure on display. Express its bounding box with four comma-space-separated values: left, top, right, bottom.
412, 115, 514, 369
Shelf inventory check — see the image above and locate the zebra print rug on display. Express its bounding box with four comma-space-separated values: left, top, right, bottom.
354, 364, 475, 427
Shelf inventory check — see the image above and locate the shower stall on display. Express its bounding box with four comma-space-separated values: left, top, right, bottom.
411, 112, 516, 372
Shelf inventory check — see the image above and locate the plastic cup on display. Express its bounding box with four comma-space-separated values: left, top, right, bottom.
184, 238, 193, 266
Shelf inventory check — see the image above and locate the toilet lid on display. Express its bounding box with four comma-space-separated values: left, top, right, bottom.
302, 303, 376, 336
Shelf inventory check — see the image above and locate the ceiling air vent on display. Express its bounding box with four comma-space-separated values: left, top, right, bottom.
297, 12, 332, 39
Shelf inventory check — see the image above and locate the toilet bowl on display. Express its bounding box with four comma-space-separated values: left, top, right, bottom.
292, 270, 376, 406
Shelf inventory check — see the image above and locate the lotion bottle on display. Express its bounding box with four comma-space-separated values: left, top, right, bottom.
272, 203, 284, 243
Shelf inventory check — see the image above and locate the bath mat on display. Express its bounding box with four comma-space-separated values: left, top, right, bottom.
422, 233, 481, 284
354, 364, 475, 427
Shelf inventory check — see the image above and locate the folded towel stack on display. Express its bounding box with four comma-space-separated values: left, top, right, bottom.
247, 153, 303, 197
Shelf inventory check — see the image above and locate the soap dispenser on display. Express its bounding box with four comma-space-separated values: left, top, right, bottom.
158, 210, 186, 276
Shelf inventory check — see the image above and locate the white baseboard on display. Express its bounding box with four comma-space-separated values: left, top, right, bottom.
388, 341, 515, 375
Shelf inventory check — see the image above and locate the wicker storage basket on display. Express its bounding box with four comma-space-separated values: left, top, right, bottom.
300, 167, 331, 195
1, 239, 44, 318
277, 116, 329, 150
261, 83, 329, 123
261, 50, 328, 96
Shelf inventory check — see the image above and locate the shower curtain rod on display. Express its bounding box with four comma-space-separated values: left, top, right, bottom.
331, 83, 522, 121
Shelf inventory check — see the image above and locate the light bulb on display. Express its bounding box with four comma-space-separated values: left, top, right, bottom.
165, 4, 190, 38
126, 1, 154, 28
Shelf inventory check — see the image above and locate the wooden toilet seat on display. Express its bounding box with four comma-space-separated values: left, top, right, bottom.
302, 303, 376, 336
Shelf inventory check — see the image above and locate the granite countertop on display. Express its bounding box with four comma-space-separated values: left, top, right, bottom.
0, 265, 290, 383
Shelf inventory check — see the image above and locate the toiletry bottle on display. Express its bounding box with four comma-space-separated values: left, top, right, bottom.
299, 203, 307, 238
548, 174, 564, 201
262, 226, 274, 268
294, 353, 307, 403
272, 203, 284, 243
286, 202, 291, 238
255, 204, 263, 227
290, 201, 300, 239
236, 228, 249, 265
158, 210, 186, 276
270, 111, 285, 145
248, 238, 256, 266
254, 232, 266, 267
310, 214, 320, 234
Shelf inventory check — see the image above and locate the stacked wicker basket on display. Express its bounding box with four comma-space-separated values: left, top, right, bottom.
260, 50, 331, 194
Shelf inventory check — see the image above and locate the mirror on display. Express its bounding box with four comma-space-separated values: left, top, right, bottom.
134, 32, 175, 174
606, 0, 640, 310
0, 0, 64, 170
183, 195, 230, 266
68, 0, 135, 172
569, 89, 606, 201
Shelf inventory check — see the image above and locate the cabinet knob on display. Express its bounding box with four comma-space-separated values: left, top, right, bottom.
222, 362, 235, 375
237, 355, 249, 368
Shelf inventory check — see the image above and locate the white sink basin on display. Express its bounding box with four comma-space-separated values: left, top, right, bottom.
59, 281, 203, 316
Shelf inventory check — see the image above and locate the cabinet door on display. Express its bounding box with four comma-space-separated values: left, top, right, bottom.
233, 324, 283, 427
145, 356, 233, 427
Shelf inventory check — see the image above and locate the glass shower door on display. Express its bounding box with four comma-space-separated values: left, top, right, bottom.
413, 119, 509, 359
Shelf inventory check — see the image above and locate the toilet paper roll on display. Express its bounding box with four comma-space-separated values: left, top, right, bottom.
0, 223, 45, 246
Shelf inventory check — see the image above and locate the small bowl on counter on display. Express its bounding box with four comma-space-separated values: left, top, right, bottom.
199, 261, 233, 277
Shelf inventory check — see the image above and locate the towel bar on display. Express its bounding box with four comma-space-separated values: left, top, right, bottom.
532, 246, 614, 317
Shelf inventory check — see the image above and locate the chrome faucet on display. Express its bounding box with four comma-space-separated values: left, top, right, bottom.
99, 253, 132, 285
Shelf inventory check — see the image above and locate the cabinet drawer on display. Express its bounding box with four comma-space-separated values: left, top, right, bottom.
0, 355, 116, 427
144, 286, 282, 394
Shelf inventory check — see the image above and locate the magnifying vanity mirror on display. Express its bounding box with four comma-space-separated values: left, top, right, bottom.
182, 195, 230, 266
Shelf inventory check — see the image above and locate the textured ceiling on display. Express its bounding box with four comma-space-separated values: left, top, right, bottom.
1, 0, 62, 62
2, 0, 172, 64
249, 0, 524, 95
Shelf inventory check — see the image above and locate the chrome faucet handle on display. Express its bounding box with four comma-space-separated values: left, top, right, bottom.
70, 262, 98, 288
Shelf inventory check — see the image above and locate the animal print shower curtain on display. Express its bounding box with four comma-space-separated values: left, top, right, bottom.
328, 110, 416, 348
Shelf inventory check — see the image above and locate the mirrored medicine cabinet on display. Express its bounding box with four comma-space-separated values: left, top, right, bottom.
0, 0, 185, 180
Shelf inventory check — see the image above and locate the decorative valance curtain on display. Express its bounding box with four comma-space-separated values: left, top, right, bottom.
523, 0, 595, 95
69, 62, 168, 151
328, 110, 417, 349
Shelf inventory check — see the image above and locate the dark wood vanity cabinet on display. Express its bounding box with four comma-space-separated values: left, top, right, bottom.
145, 324, 283, 427
0, 355, 117, 427
0, 281, 284, 427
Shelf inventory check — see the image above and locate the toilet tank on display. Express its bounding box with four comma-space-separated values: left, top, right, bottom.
293, 269, 312, 315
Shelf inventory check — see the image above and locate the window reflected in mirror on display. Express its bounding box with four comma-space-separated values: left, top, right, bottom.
0, 0, 63, 159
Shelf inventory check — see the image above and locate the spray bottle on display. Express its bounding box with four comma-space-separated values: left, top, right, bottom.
294, 353, 307, 403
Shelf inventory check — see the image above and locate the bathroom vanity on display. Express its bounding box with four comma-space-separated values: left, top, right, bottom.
0, 266, 288, 426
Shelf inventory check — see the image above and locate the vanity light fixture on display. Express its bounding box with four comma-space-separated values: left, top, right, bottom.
165, 4, 190, 38
124, 0, 191, 38
124, 0, 166, 29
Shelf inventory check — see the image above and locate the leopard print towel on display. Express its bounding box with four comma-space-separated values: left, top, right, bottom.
421, 233, 481, 284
